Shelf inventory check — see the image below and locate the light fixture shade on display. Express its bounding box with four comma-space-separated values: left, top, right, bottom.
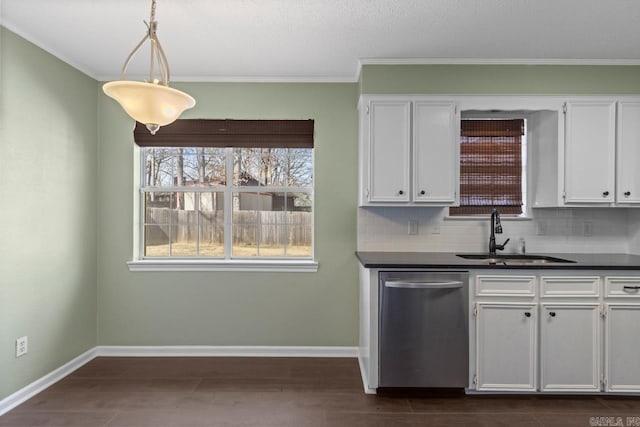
103, 81, 196, 129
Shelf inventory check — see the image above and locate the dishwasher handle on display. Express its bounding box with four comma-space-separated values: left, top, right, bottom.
384, 280, 465, 289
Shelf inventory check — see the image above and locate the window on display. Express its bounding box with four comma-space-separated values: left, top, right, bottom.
450, 119, 526, 216
135, 119, 314, 262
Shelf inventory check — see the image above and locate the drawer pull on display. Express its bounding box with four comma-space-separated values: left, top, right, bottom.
623, 285, 640, 291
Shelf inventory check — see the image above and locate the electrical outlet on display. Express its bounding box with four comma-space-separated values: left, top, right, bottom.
431, 226, 441, 235
408, 220, 418, 235
583, 221, 593, 237
16, 336, 28, 358
536, 221, 546, 236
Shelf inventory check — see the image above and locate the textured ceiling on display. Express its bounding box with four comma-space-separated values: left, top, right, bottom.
3, 0, 640, 82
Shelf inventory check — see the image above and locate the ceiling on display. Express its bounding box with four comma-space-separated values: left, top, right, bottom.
3, 0, 640, 82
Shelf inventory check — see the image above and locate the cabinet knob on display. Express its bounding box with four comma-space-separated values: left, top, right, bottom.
603, 191, 610, 197
420, 190, 426, 195
549, 312, 556, 317
398, 190, 404, 195
524, 312, 531, 318
625, 191, 631, 197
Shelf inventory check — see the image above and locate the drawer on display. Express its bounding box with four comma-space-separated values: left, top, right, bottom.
605, 277, 640, 298
540, 276, 601, 298
475, 275, 536, 297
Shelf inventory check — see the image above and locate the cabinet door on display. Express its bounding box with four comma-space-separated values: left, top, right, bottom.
367, 101, 411, 202
413, 101, 458, 204
540, 304, 601, 392
605, 304, 640, 392
476, 303, 537, 391
616, 102, 640, 204
564, 101, 616, 203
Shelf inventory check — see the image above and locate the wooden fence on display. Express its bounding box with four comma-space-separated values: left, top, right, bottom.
145, 208, 311, 246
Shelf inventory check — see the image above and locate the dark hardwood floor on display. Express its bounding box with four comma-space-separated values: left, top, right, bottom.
1, 357, 639, 426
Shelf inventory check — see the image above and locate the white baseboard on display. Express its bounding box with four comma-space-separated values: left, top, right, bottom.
357, 356, 377, 394
0, 347, 97, 416
95, 345, 358, 358
0, 345, 358, 416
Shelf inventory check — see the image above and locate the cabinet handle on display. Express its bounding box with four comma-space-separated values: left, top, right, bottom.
420, 190, 426, 195
549, 312, 556, 317
623, 286, 640, 291
524, 312, 531, 318
603, 191, 610, 197
398, 190, 404, 195
625, 191, 631, 197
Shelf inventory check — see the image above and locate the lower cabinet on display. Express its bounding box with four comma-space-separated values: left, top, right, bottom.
476, 303, 537, 391
473, 274, 640, 394
540, 304, 601, 392
605, 304, 640, 392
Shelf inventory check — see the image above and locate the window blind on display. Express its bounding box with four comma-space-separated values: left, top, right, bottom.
450, 119, 524, 216
133, 119, 314, 148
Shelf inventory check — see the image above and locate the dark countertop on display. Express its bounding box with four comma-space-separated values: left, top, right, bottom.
356, 251, 640, 270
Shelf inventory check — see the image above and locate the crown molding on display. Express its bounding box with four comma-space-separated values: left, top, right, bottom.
1, 21, 98, 79
96, 74, 358, 84
358, 57, 640, 67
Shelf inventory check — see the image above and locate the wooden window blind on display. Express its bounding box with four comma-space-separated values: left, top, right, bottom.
450, 119, 524, 216
133, 119, 314, 148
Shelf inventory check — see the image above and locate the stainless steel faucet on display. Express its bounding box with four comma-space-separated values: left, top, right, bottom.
489, 208, 510, 256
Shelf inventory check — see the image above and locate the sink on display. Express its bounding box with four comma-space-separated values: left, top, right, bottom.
456, 254, 576, 265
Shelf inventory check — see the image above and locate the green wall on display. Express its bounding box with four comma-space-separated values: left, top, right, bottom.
0, 28, 98, 400
360, 64, 640, 94
7, 23, 640, 401
97, 82, 360, 346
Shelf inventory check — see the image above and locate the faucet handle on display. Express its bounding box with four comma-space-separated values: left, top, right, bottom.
496, 238, 510, 251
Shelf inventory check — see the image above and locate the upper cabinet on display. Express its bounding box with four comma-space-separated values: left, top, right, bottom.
564, 101, 616, 204
562, 98, 640, 206
413, 102, 459, 203
534, 96, 640, 208
366, 100, 411, 203
358, 95, 640, 209
616, 102, 640, 204
359, 96, 459, 206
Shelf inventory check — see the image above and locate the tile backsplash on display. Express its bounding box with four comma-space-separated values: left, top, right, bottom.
358, 207, 632, 254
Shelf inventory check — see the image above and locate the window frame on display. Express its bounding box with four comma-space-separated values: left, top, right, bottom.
128, 121, 318, 273
448, 111, 531, 220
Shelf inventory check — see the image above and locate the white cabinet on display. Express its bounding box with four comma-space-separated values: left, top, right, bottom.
616, 102, 640, 204
540, 304, 601, 392
367, 100, 411, 202
475, 303, 537, 391
413, 101, 458, 203
564, 101, 616, 204
359, 96, 458, 206
604, 276, 640, 392
605, 304, 640, 392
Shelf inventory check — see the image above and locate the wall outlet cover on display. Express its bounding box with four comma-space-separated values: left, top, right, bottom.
16, 336, 28, 358
408, 220, 418, 235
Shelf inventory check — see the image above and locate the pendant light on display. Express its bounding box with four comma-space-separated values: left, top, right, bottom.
103, 0, 195, 135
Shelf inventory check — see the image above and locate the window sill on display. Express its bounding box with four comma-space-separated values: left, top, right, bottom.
127, 259, 319, 273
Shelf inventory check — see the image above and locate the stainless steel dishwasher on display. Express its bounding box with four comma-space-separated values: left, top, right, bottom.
379, 271, 469, 388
